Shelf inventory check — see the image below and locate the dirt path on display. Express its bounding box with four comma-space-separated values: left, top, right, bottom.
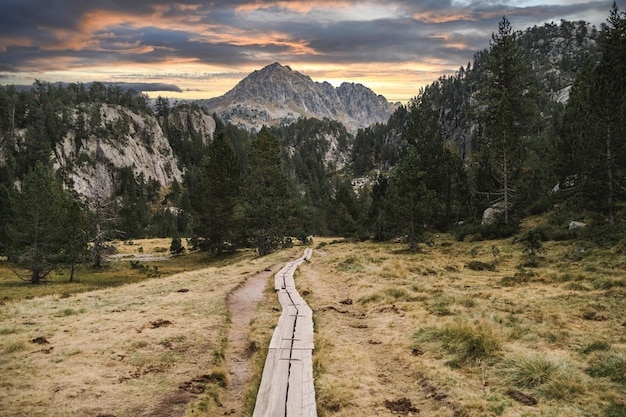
220, 264, 280, 416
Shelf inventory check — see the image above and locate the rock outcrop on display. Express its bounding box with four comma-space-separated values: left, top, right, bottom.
53, 104, 182, 200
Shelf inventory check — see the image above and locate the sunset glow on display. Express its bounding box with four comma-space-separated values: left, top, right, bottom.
0, 0, 614, 102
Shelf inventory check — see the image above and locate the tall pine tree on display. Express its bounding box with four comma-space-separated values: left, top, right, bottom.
6, 163, 89, 283
240, 127, 296, 256
476, 16, 539, 224
558, 3, 626, 223
385, 146, 436, 252
193, 132, 242, 253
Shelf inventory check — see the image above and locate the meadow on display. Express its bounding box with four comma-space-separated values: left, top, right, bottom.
1, 229, 625, 416
295, 233, 626, 417
0, 239, 291, 417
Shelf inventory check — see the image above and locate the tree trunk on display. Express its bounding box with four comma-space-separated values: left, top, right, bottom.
408, 219, 419, 252
503, 146, 509, 225
31, 269, 41, 284
69, 261, 76, 283
606, 123, 615, 225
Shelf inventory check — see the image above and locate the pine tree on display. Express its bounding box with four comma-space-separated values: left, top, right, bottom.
90, 154, 117, 269
406, 91, 468, 228
59, 191, 91, 282
193, 132, 242, 253
476, 16, 539, 224
240, 127, 296, 256
558, 4, 626, 222
169, 236, 185, 256
385, 146, 436, 251
6, 163, 67, 283
592, 2, 626, 224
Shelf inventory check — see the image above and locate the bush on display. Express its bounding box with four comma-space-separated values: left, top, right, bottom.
604, 402, 626, 417
580, 341, 611, 355
507, 353, 564, 388
170, 237, 185, 256
427, 294, 455, 316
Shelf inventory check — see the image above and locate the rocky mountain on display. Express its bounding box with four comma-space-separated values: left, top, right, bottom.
519, 20, 599, 103
198, 62, 399, 133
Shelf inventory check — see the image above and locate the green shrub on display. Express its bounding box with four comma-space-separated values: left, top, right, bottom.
384, 287, 412, 301
604, 402, 626, 417
453, 222, 520, 242
357, 293, 382, 304
4, 340, 26, 353
592, 277, 626, 290
428, 294, 455, 316
507, 353, 564, 388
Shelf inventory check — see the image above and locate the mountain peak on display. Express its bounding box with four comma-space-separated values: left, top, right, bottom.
199, 64, 398, 132
266, 62, 291, 71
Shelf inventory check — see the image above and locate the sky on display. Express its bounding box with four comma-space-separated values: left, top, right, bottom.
0, 0, 620, 103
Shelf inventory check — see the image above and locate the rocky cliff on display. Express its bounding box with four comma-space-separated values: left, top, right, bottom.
53, 104, 184, 200
198, 62, 399, 133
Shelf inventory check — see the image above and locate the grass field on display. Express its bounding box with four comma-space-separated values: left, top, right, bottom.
294, 234, 626, 417
0, 240, 291, 417
1, 232, 625, 416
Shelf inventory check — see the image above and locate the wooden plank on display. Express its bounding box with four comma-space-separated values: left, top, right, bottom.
253, 249, 317, 417
286, 349, 304, 417
253, 349, 288, 417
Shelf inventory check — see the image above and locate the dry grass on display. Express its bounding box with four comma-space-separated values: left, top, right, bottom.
2, 233, 625, 416
296, 234, 626, 417
0, 242, 292, 417
0, 239, 214, 303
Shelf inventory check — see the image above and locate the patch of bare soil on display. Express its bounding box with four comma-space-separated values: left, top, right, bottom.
219, 264, 280, 416
384, 397, 420, 414
506, 389, 538, 406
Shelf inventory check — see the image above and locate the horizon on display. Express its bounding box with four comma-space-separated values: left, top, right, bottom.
0, 1, 618, 103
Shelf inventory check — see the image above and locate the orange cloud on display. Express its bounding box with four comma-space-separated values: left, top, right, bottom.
0, 36, 34, 52
235, 1, 353, 14
412, 11, 478, 23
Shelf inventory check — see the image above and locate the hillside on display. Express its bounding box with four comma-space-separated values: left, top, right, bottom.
1, 13, 623, 246
197, 62, 399, 133
351, 19, 600, 175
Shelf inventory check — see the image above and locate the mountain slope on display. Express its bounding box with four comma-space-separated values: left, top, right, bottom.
198, 62, 399, 133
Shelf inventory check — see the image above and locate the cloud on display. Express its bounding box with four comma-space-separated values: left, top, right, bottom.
0, 0, 617, 101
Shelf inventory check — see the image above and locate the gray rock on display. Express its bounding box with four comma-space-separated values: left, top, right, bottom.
482, 206, 505, 225
569, 221, 587, 231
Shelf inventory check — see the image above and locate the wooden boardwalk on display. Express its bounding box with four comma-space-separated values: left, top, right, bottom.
253, 248, 317, 417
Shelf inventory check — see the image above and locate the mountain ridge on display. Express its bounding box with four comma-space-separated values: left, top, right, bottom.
197, 62, 399, 133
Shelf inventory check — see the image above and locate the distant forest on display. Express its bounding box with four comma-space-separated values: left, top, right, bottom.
0, 6, 624, 282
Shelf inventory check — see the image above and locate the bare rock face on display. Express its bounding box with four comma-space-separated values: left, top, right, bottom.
199, 62, 399, 133
166, 106, 216, 146
54, 104, 182, 200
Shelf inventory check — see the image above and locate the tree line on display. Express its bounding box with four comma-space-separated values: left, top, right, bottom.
0, 5, 624, 283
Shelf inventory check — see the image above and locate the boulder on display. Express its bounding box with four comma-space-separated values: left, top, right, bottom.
482, 206, 504, 225
569, 221, 587, 231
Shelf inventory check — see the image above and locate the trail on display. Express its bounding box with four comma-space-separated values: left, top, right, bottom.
220, 264, 279, 416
